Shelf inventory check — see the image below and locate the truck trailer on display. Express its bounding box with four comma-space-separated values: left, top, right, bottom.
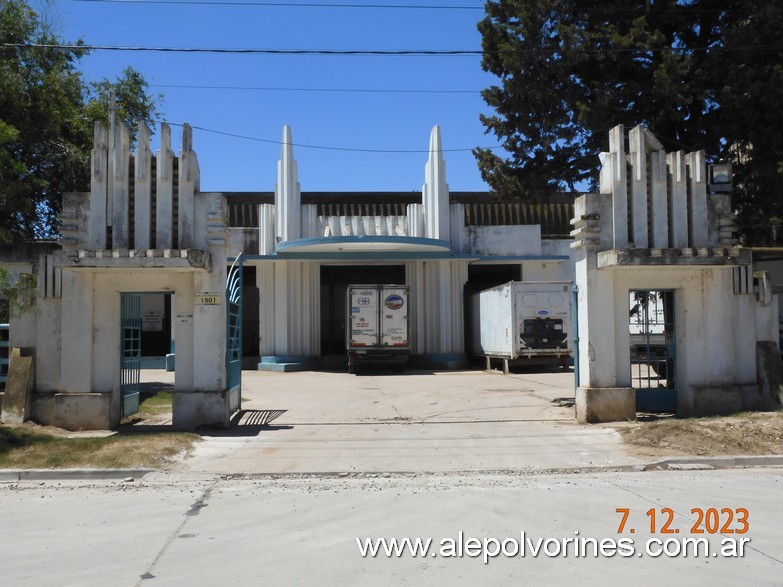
469, 281, 573, 372
346, 284, 410, 374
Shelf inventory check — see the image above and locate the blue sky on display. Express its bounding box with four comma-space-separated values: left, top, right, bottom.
48, 0, 499, 193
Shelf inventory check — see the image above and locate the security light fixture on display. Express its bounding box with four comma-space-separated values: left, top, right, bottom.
708, 162, 733, 193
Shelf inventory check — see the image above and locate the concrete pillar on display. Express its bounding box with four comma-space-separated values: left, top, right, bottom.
407, 203, 424, 238
449, 204, 466, 254
257, 263, 276, 355
422, 126, 450, 242
178, 123, 199, 249
668, 151, 689, 248
274, 125, 301, 245
89, 122, 108, 250
91, 279, 117, 393
259, 204, 276, 255
156, 123, 175, 249
273, 262, 290, 354
628, 126, 648, 248
174, 279, 195, 392
687, 151, 708, 247
609, 125, 629, 249
650, 149, 669, 248
60, 271, 93, 393
193, 272, 225, 391
134, 124, 153, 250
110, 123, 131, 249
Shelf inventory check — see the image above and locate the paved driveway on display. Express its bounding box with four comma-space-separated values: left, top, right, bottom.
172, 368, 641, 474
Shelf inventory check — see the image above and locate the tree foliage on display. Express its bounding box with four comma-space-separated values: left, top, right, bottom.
0, 0, 161, 244
475, 0, 783, 244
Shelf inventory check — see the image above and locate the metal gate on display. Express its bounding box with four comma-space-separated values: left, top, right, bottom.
120, 293, 142, 418
629, 290, 677, 412
226, 255, 244, 414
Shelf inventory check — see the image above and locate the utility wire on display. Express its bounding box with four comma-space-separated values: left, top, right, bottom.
6, 42, 780, 56
2, 43, 481, 56
151, 83, 480, 94
71, 0, 484, 9
169, 122, 501, 152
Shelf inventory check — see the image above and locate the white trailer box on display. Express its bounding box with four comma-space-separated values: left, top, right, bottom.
470, 281, 573, 371
346, 284, 410, 373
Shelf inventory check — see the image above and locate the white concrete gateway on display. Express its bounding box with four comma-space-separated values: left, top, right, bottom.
2, 120, 781, 430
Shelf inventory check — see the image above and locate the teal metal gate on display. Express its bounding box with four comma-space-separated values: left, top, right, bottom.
120, 293, 142, 418
629, 290, 677, 412
226, 255, 244, 413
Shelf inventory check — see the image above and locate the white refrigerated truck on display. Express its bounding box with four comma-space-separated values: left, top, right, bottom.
469, 281, 573, 372
346, 284, 410, 373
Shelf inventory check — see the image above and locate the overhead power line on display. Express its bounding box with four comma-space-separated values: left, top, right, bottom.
5, 42, 780, 57
3, 42, 481, 56
71, 0, 484, 9
169, 123, 501, 153
152, 83, 480, 94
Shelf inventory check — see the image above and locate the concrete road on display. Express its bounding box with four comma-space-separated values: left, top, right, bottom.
167, 369, 644, 474
1, 468, 781, 586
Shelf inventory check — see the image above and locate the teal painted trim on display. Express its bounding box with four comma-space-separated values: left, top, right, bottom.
140, 356, 166, 369
236, 253, 569, 262
277, 235, 451, 253
472, 255, 570, 262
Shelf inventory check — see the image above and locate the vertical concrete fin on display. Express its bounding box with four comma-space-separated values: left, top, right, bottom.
650, 149, 669, 248
134, 123, 153, 249
178, 123, 198, 248
687, 150, 709, 247
156, 123, 174, 249
111, 122, 130, 249
628, 125, 648, 248
422, 125, 450, 241
609, 124, 628, 248
668, 150, 689, 248
274, 125, 302, 244
89, 122, 108, 249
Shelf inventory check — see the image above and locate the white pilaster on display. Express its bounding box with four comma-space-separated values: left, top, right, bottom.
274, 125, 301, 245
628, 126, 648, 248
60, 271, 93, 393
687, 151, 708, 247
89, 122, 108, 249
134, 123, 153, 249
650, 149, 669, 248
174, 280, 195, 393
156, 123, 174, 249
609, 125, 628, 248
178, 123, 200, 249
668, 151, 689, 248
259, 203, 276, 255
422, 126, 450, 241
110, 122, 130, 249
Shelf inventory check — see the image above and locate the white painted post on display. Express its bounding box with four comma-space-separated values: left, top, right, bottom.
156, 124, 174, 249
110, 123, 131, 249
609, 125, 629, 249
134, 123, 153, 250
628, 126, 648, 248
178, 123, 199, 249
60, 271, 93, 392
650, 149, 669, 248
422, 126, 450, 242
668, 151, 689, 248
89, 122, 108, 249
274, 125, 301, 245
687, 151, 709, 247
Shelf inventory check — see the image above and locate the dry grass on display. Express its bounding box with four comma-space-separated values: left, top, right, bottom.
618, 411, 783, 456
0, 425, 199, 469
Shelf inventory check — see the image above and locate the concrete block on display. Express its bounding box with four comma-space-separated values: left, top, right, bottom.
1, 348, 34, 426
172, 390, 230, 430
576, 387, 636, 423
53, 393, 113, 431
691, 384, 765, 416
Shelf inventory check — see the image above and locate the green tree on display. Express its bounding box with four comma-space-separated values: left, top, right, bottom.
475, 0, 783, 244
0, 0, 161, 244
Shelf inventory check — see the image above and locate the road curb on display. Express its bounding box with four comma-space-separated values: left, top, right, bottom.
1, 455, 781, 482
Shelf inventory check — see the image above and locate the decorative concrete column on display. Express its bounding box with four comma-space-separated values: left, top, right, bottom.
60, 270, 93, 393
134, 123, 153, 250
156, 124, 175, 249
609, 125, 629, 249
422, 126, 450, 242
274, 125, 301, 245
178, 123, 200, 249
668, 151, 689, 248
109, 122, 131, 249
89, 122, 108, 249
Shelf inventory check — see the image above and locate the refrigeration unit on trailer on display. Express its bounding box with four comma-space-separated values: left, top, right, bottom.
470, 281, 573, 372
346, 284, 410, 373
